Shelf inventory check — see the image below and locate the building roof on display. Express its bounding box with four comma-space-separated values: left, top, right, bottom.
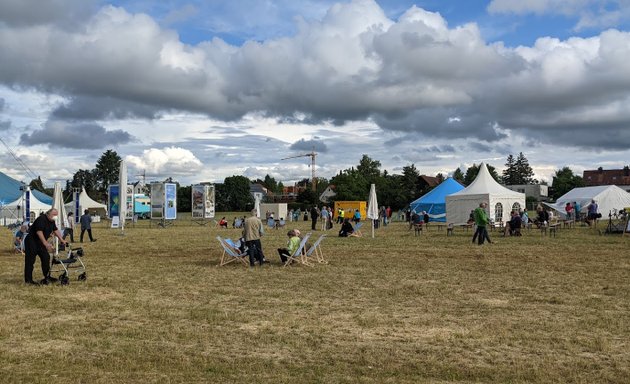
583, 168, 630, 186
419, 175, 440, 188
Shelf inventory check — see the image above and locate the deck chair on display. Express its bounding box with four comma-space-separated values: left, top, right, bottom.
284, 232, 312, 267
278, 219, 286, 228
351, 222, 363, 237
233, 218, 243, 228
267, 218, 276, 229
217, 236, 248, 267
304, 234, 327, 264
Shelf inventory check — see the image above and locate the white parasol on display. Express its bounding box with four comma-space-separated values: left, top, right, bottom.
366, 183, 379, 238
119, 160, 127, 233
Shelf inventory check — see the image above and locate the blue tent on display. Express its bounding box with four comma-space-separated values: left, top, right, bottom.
409, 177, 464, 222
0, 171, 53, 205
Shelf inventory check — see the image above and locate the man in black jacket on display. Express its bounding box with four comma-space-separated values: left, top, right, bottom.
310, 206, 319, 230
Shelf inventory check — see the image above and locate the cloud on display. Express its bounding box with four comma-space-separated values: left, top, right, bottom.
51, 95, 162, 120
0, 97, 4, 111
487, 0, 630, 31
0, 0, 97, 27
19, 119, 133, 149
1, 0, 630, 154
125, 146, 203, 177
0, 120, 10, 131
289, 138, 329, 153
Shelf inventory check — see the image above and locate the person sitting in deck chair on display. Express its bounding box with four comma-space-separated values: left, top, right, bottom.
218, 217, 228, 228
277, 229, 301, 264
503, 211, 522, 236
339, 218, 355, 237
14, 225, 27, 253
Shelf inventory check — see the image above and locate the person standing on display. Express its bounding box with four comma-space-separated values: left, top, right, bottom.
23, 209, 67, 285
63, 212, 75, 243
243, 209, 265, 267
472, 202, 492, 245
320, 205, 328, 231
310, 205, 319, 231
80, 209, 96, 242
587, 199, 599, 227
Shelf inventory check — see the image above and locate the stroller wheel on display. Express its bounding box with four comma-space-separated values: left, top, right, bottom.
60, 276, 69, 285
78, 272, 87, 281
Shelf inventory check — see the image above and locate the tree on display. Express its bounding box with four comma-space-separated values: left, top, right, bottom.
551, 167, 584, 200
94, 149, 122, 193
463, 163, 500, 185
29, 176, 45, 192
502, 154, 517, 185
177, 184, 191, 212
515, 152, 537, 184
401, 164, 421, 202
452, 168, 464, 183
356, 154, 382, 183
217, 175, 253, 211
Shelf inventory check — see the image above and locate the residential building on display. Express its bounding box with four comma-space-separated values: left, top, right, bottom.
583, 167, 630, 192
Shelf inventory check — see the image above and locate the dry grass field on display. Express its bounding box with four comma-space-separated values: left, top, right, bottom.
1, 215, 629, 383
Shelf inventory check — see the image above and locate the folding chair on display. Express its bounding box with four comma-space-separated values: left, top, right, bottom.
267, 218, 276, 230
217, 236, 248, 267
233, 218, 243, 228
284, 233, 312, 267
304, 234, 327, 264
351, 222, 363, 237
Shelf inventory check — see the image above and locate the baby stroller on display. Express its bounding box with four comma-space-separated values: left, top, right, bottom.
50, 245, 87, 285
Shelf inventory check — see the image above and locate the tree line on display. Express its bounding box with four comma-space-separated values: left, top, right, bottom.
26, 149, 588, 212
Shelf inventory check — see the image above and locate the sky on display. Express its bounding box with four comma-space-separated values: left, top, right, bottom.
1, 0, 630, 188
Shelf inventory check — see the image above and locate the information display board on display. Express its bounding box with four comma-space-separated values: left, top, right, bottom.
192, 184, 215, 219
165, 183, 177, 220
150, 183, 164, 219
108, 184, 120, 219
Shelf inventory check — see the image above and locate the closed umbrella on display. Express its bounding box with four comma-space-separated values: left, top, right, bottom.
119, 160, 127, 233
52, 181, 68, 255
366, 183, 379, 238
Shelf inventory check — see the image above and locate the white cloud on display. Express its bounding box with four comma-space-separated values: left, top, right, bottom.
488, 0, 630, 31
125, 147, 203, 178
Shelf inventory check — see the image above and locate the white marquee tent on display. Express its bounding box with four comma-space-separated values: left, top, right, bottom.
64, 187, 107, 218
446, 163, 526, 224
544, 185, 630, 219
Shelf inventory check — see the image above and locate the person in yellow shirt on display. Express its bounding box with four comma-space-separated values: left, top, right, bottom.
277, 229, 301, 264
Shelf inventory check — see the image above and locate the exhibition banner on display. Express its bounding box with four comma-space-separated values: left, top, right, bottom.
108, 185, 120, 219
192, 185, 205, 218
125, 185, 134, 219
205, 185, 215, 219
150, 183, 164, 219
192, 184, 216, 219
165, 183, 177, 220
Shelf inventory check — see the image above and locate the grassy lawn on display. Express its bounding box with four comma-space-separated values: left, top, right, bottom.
1, 215, 629, 383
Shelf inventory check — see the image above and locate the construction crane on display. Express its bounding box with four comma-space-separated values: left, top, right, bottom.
281, 150, 317, 191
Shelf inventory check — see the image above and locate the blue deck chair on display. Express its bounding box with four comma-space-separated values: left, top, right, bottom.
351, 222, 363, 237
217, 236, 248, 267
267, 218, 277, 229
233, 218, 243, 228
304, 234, 327, 264
284, 232, 312, 267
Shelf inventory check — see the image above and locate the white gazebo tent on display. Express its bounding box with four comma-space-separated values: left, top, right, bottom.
544, 185, 630, 219
64, 187, 107, 218
446, 163, 526, 224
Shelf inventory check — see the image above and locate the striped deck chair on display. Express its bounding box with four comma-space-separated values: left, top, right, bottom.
284, 232, 312, 267
304, 234, 327, 264
217, 236, 248, 267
